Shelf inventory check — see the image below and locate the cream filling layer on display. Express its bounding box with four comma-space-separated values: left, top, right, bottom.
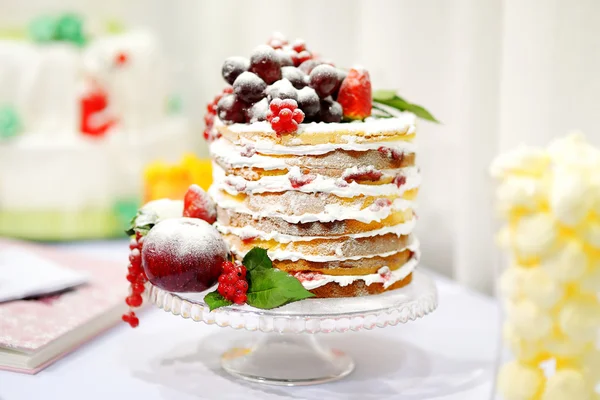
297, 253, 419, 290
209, 185, 414, 224
215, 218, 416, 243
229, 236, 419, 263
213, 164, 421, 198
216, 112, 416, 136
210, 136, 416, 164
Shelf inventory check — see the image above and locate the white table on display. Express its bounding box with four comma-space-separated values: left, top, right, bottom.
0, 241, 500, 400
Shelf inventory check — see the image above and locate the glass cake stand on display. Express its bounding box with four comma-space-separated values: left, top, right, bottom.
148, 270, 438, 386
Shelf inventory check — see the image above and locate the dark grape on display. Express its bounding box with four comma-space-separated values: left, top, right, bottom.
222, 56, 249, 85
276, 49, 294, 67
298, 59, 322, 75
332, 69, 347, 99
282, 66, 307, 89
246, 98, 268, 122
266, 79, 298, 101
217, 94, 247, 124
309, 65, 341, 98
297, 87, 320, 120
233, 72, 267, 103
249, 45, 282, 84
319, 97, 342, 123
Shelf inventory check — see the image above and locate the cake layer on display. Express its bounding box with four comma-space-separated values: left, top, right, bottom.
223, 232, 414, 261
210, 136, 415, 171
308, 272, 413, 298
215, 112, 416, 146
211, 187, 417, 224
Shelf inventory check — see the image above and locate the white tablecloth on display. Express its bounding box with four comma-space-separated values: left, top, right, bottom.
0, 241, 500, 400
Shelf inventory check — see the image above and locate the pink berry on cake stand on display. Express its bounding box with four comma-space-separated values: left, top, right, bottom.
147, 270, 437, 386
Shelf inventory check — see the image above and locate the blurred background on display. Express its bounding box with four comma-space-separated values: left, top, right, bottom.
2, 0, 599, 293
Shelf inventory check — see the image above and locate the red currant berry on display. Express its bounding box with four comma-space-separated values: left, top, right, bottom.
128, 316, 139, 328
135, 232, 142, 241
238, 265, 247, 279
126, 273, 137, 283
126, 294, 143, 307
122, 313, 130, 322
222, 261, 236, 274
233, 294, 247, 305
292, 39, 306, 53
234, 280, 248, 291
218, 274, 228, 284
218, 284, 229, 297
136, 274, 148, 284
128, 264, 142, 276
296, 51, 312, 65
129, 238, 138, 250
292, 108, 305, 124
131, 282, 145, 295
129, 250, 141, 269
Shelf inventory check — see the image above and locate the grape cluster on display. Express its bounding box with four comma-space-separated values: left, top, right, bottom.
206, 33, 348, 137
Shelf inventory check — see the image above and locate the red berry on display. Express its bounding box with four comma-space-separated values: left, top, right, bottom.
292, 109, 304, 124
222, 261, 236, 274
126, 273, 137, 283
129, 249, 141, 268
183, 184, 217, 224
268, 99, 303, 134
291, 39, 306, 53
122, 313, 130, 322
296, 51, 312, 65
129, 316, 139, 328
135, 232, 142, 241
235, 280, 248, 291
393, 175, 407, 188
131, 282, 145, 294
224, 285, 236, 299
218, 284, 229, 297
115, 52, 128, 66
279, 108, 293, 122
218, 274, 227, 284
126, 294, 143, 307
136, 274, 148, 284
233, 294, 247, 305
337, 68, 372, 120
343, 166, 383, 183
289, 172, 316, 188
378, 147, 405, 162
129, 238, 138, 250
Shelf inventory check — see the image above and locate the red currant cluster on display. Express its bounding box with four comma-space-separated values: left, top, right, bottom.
217, 261, 248, 304
203, 87, 233, 141
267, 99, 305, 135
122, 232, 147, 328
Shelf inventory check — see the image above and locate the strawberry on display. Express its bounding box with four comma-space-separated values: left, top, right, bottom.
183, 184, 217, 224
337, 68, 372, 120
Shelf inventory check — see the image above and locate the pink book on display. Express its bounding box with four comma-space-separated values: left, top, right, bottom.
0, 240, 127, 374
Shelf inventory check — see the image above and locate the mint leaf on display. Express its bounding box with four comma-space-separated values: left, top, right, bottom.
242, 247, 272, 272
204, 291, 233, 311
125, 209, 158, 237
246, 269, 314, 309
372, 90, 439, 123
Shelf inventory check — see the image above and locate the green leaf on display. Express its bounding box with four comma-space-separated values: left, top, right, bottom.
242, 247, 272, 272
372, 89, 397, 101
204, 291, 233, 311
372, 90, 440, 123
246, 269, 315, 309
124, 209, 158, 237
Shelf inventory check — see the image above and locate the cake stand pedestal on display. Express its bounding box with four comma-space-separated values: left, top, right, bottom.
148, 270, 438, 386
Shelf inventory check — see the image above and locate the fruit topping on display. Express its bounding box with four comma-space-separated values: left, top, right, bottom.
319, 97, 343, 123
378, 146, 405, 162
288, 167, 317, 188
266, 78, 298, 101
183, 184, 216, 224
298, 59, 322, 75
337, 67, 372, 120
217, 94, 247, 124
281, 66, 308, 89
393, 175, 407, 188
342, 166, 383, 183
246, 98, 268, 123
222, 56, 249, 85
266, 32, 288, 49
308, 64, 341, 98
267, 98, 304, 135
233, 71, 267, 103
249, 45, 282, 85
297, 87, 320, 120
217, 261, 248, 304
142, 218, 228, 292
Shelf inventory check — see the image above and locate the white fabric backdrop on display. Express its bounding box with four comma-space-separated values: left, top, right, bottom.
3, 0, 600, 292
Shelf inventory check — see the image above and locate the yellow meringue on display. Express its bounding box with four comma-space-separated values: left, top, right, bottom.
541, 369, 592, 400
558, 297, 600, 344
497, 361, 545, 400
520, 268, 564, 309
490, 144, 551, 178
540, 239, 587, 282
503, 323, 548, 364
507, 299, 553, 340
512, 213, 558, 262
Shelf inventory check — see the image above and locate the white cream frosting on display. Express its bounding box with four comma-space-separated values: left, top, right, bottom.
209, 185, 413, 224
216, 111, 416, 136
297, 252, 419, 290
213, 163, 420, 197
215, 218, 416, 243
